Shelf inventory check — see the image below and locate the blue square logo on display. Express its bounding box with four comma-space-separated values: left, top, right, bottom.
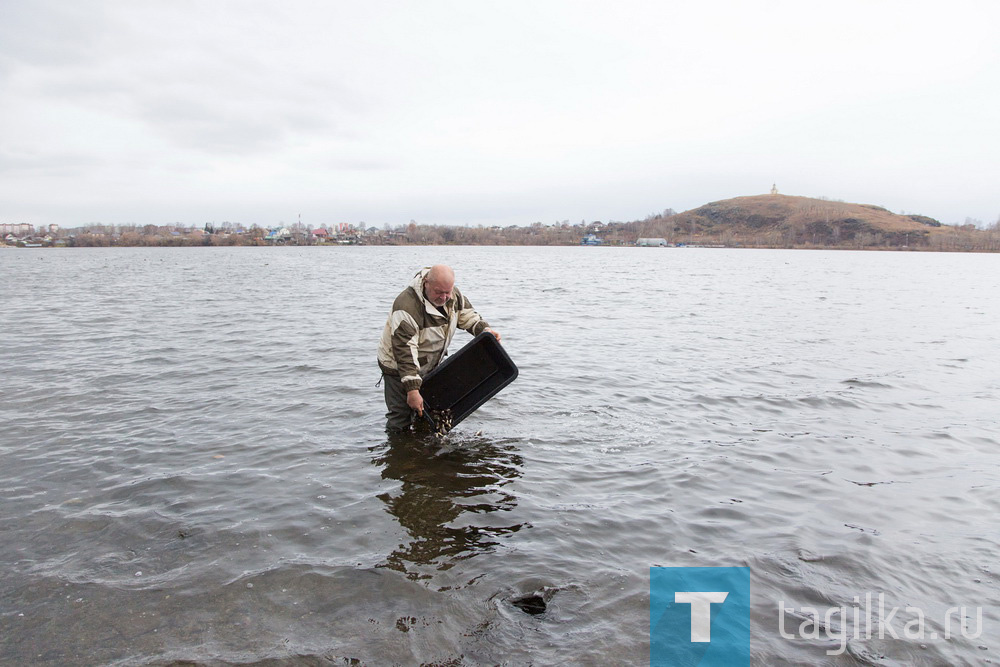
650, 567, 751, 666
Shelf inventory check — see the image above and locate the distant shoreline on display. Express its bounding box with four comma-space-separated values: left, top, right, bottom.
5, 193, 998, 252
4, 241, 998, 253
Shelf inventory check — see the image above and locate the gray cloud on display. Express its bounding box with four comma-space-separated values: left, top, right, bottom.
4, 2, 370, 160
1, 0, 998, 227
0, 146, 100, 176
0, 1, 115, 70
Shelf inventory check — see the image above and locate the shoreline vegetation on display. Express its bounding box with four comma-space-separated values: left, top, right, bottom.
4, 194, 999, 252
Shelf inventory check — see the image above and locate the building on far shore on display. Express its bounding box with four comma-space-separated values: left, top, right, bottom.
0, 223, 34, 236
637, 237, 668, 247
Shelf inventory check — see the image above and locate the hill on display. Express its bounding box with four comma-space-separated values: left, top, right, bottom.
636, 194, 954, 248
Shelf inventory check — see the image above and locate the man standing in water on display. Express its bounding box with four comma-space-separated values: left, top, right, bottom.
377, 265, 501, 432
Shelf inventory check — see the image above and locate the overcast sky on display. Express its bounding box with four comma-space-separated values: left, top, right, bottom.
2, 0, 998, 229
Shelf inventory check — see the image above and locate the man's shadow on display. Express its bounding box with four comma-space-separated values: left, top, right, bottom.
371, 432, 527, 580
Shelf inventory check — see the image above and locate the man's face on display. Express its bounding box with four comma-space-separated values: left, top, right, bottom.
424, 279, 453, 306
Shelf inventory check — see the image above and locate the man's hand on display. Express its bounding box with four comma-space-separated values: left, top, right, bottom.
406, 389, 424, 416
487, 328, 501, 342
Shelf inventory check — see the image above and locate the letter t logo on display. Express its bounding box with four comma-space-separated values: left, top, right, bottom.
674, 591, 729, 642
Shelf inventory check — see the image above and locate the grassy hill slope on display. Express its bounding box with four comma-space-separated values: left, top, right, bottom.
658, 194, 942, 247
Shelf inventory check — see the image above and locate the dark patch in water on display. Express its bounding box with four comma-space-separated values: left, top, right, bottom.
846, 479, 899, 487
511, 594, 547, 615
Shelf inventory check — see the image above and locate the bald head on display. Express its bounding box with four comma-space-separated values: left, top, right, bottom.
423, 264, 455, 306
426, 264, 454, 285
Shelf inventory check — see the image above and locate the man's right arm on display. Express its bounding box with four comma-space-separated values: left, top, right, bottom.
389, 309, 422, 393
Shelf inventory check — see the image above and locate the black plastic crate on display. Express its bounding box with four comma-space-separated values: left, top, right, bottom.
420, 331, 518, 431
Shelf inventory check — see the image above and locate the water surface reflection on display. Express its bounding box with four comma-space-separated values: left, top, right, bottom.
372, 434, 527, 579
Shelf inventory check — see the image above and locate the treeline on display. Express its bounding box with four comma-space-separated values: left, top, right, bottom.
70, 228, 271, 247
54, 220, 645, 247
65, 224, 281, 247
922, 224, 1000, 252
20, 210, 1000, 252
388, 220, 636, 246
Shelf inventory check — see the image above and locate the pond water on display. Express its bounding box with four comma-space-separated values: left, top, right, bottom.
1, 245, 997, 665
